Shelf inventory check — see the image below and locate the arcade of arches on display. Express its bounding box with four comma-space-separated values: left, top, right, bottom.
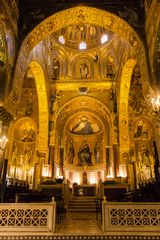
1, 1, 160, 195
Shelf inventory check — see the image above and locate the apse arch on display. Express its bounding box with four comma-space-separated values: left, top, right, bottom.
28, 61, 49, 160
51, 96, 114, 172
64, 111, 106, 170
51, 95, 115, 146
55, 95, 113, 124
119, 59, 137, 171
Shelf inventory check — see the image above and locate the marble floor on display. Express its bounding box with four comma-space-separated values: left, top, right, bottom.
55, 211, 103, 235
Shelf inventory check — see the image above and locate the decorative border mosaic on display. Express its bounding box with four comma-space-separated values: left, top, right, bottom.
0, 236, 160, 240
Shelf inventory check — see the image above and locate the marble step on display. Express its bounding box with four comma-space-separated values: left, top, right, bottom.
69, 202, 96, 206
69, 203, 96, 207
68, 208, 96, 212
70, 200, 96, 204
68, 204, 96, 211
69, 196, 96, 212
71, 197, 96, 201
68, 209, 96, 212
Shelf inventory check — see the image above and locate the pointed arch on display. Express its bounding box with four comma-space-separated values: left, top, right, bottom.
53, 95, 114, 145
119, 59, 137, 173
28, 61, 49, 161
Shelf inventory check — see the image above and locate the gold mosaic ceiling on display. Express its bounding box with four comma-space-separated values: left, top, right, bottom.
52, 23, 115, 50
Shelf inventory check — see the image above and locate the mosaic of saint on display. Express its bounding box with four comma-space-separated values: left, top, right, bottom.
133, 119, 153, 140
10, 118, 36, 178
129, 65, 148, 116
133, 118, 155, 185
77, 140, 92, 166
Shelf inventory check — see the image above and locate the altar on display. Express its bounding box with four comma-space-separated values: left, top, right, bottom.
73, 185, 96, 196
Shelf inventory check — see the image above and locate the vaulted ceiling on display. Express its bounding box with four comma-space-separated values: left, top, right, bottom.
18, 0, 145, 45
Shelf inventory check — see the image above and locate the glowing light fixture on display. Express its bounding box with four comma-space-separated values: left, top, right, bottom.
59, 35, 65, 45
79, 41, 87, 50
101, 34, 108, 44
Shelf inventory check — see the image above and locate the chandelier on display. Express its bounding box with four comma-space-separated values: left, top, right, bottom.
0, 136, 8, 150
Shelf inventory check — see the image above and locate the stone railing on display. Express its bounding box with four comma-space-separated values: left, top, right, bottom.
102, 199, 160, 235
0, 198, 56, 235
